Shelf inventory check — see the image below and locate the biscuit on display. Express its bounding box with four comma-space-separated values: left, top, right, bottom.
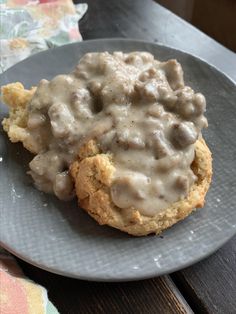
70, 138, 212, 236
1, 83, 36, 153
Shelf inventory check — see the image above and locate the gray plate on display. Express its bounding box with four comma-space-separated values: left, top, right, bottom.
0, 39, 236, 281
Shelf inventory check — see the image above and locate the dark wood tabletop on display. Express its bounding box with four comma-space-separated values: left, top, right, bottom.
18, 1, 236, 313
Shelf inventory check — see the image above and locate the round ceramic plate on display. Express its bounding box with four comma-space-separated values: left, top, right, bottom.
0, 39, 236, 281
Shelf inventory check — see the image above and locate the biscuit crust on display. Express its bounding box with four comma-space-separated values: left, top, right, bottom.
70, 139, 212, 236
1, 83, 36, 153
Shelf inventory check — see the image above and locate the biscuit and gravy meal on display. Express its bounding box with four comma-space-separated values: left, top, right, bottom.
1, 51, 212, 235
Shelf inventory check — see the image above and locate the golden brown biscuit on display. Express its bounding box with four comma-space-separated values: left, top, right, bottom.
70, 138, 212, 236
1, 83, 36, 153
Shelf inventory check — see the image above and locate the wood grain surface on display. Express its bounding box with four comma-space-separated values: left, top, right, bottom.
18, 259, 193, 314
156, 0, 236, 52
172, 236, 236, 313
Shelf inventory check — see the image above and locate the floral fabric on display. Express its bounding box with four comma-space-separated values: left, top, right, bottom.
0, 0, 88, 72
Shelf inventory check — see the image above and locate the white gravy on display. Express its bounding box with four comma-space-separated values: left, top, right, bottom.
25, 52, 207, 216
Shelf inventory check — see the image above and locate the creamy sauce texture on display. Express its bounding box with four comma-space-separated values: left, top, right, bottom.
26, 52, 207, 215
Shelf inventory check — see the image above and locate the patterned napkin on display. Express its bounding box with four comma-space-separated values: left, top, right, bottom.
0, 1, 88, 312
0, 248, 59, 313
0, 0, 88, 73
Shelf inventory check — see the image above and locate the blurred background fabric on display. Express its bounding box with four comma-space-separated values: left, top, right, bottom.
0, 0, 88, 73
0, 248, 59, 313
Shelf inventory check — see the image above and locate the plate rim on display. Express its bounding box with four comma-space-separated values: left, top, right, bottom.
1, 38, 236, 86
1, 230, 236, 282
1, 38, 236, 281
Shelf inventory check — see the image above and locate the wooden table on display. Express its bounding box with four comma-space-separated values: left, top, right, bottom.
18, 1, 236, 313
